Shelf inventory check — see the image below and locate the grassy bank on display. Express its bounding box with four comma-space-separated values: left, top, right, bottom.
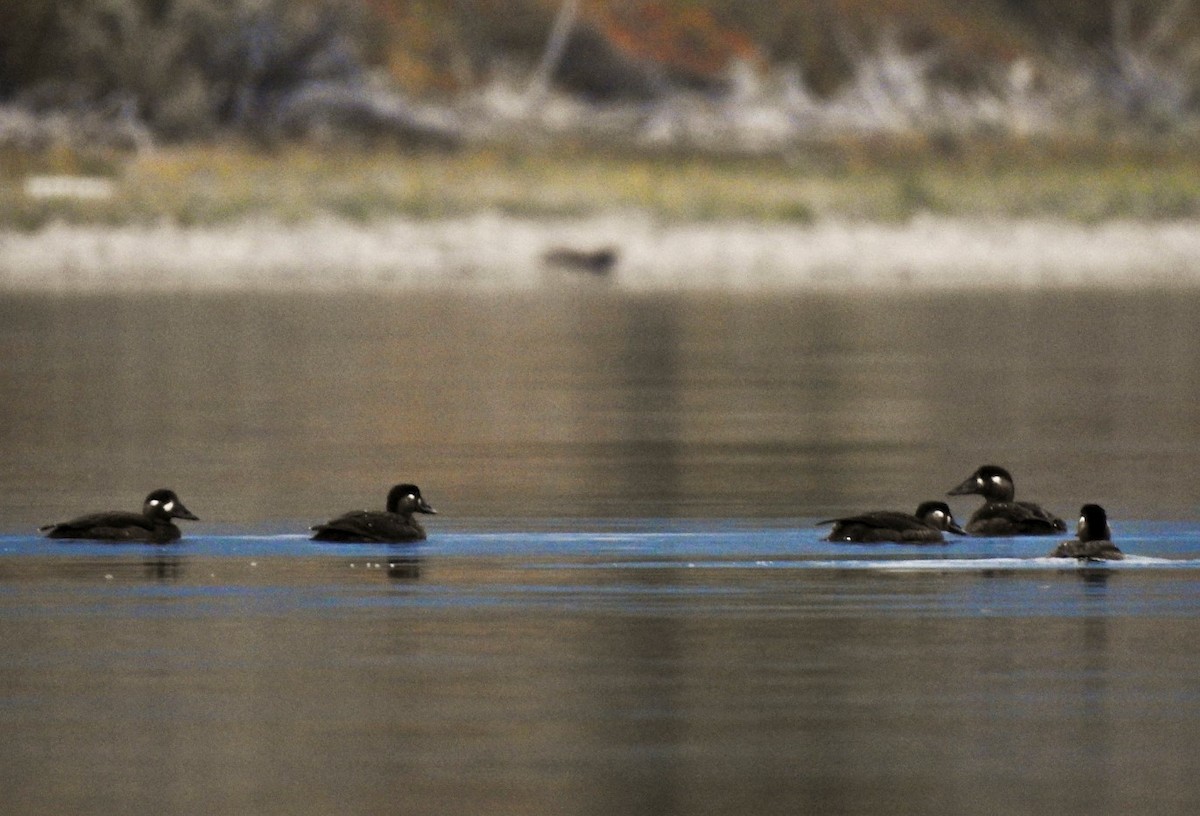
4, 138, 1200, 231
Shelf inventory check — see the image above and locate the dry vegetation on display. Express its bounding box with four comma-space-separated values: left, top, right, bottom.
2, 1, 1199, 229
3, 136, 1200, 232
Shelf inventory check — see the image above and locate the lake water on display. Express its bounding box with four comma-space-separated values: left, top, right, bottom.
2, 288, 1200, 814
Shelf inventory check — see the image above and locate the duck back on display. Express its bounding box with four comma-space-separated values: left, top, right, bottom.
311, 510, 427, 543
40, 511, 182, 543
965, 501, 1066, 536
822, 510, 949, 544
1049, 540, 1124, 561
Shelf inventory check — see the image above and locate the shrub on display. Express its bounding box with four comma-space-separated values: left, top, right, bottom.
4, 0, 371, 140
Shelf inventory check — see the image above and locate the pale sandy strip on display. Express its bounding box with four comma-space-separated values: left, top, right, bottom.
1, 213, 1198, 292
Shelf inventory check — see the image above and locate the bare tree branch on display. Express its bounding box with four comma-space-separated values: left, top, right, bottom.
525, 0, 580, 107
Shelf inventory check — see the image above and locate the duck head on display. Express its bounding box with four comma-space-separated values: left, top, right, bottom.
1077, 503, 1112, 542
947, 465, 1016, 502
915, 501, 967, 535
143, 489, 199, 522
386, 483, 437, 516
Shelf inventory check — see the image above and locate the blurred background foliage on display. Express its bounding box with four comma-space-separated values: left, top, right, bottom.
1, 0, 1198, 150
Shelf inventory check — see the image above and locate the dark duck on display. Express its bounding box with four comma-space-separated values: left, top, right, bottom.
947, 465, 1067, 536
820, 501, 967, 544
1049, 503, 1124, 561
311, 483, 437, 543
40, 488, 199, 543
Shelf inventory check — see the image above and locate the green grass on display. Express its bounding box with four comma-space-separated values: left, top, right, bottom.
2, 138, 1199, 231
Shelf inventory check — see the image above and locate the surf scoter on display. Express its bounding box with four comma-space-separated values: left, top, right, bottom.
820, 501, 967, 544
1049, 503, 1124, 561
40, 488, 199, 543
311, 483, 437, 543
947, 465, 1067, 536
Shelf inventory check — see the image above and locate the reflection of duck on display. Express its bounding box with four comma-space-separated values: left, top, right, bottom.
345, 555, 422, 580
947, 465, 1066, 536
144, 557, 186, 581
542, 246, 618, 276
40, 489, 199, 543
387, 556, 422, 581
820, 501, 967, 544
1049, 504, 1124, 561
311, 484, 437, 543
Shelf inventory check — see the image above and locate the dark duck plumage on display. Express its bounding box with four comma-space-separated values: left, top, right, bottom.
40, 488, 199, 543
542, 246, 618, 276
820, 500, 967, 544
1049, 503, 1124, 561
947, 465, 1067, 536
311, 483, 437, 543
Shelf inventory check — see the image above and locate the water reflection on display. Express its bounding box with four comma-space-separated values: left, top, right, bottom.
2, 542, 1198, 814
345, 554, 422, 581
0, 554, 190, 583
2, 289, 1200, 527
612, 296, 683, 515
1078, 567, 1115, 588
143, 556, 185, 582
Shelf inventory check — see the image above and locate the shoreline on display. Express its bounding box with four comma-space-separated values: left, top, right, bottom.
3, 213, 1200, 292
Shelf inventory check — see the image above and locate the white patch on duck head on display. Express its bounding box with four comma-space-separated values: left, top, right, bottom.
163, 500, 175, 513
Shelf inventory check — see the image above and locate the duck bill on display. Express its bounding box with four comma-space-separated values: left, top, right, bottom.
417, 499, 437, 515
947, 521, 968, 536
946, 476, 981, 496
172, 503, 199, 521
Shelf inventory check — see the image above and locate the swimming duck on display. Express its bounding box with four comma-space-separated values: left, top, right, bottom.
311, 483, 437, 543
40, 488, 199, 543
542, 246, 619, 276
1049, 503, 1124, 561
820, 501, 967, 544
947, 465, 1066, 536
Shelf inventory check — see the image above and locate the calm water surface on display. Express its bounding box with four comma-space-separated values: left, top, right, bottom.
3, 287, 1200, 521
2, 288, 1200, 814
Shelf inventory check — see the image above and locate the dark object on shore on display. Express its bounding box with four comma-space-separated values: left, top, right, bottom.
542, 246, 619, 276
947, 464, 1067, 536
820, 500, 967, 544
1049, 503, 1124, 561
40, 489, 199, 543
311, 483, 437, 543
